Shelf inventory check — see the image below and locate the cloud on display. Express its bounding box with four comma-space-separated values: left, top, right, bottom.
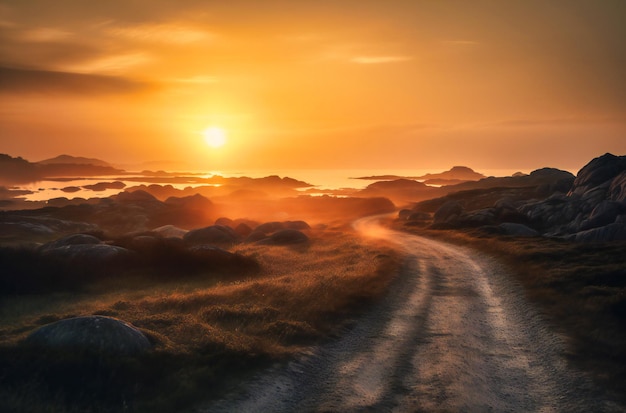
0, 66, 152, 95
440, 40, 479, 46
60, 53, 152, 74
484, 116, 626, 128
107, 22, 214, 45
171, 75, 219, 84
350, 55, 413, 64
19, 27, 73, 42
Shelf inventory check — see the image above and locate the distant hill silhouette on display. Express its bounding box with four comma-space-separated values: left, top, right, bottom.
37, 154, 112, 168
415, 166, 485, 181
354, 166, 485, 185
0, 153, 125, 184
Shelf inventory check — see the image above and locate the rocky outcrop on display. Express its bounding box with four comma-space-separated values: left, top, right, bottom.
416, 166, 485, 182
569, 153, 626, 197
406, 153, 626, 242
25, 316, 151, 356
359, 179, 439, 203
433, 201, 463, 225
522, 153, 626, 240
446, 167, 575, 194
0, 214, 100, 244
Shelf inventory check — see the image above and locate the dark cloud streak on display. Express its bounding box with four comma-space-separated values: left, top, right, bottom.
0, 66, 152, 95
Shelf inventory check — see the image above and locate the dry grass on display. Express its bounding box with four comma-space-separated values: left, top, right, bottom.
0, 229, 400, 412
399, 224, 626, 403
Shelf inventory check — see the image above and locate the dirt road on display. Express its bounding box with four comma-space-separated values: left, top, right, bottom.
199, 216, 620, 412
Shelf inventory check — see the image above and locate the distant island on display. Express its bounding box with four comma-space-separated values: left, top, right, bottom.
0, 153, 126, 185
37, 154, 114, 168
353, 166, 486, 184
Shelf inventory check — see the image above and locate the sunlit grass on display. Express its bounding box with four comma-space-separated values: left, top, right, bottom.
0, 229, 400, 412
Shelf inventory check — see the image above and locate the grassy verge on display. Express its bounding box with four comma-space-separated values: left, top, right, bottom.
0, 229, 400, 413
398, 224, 626, 403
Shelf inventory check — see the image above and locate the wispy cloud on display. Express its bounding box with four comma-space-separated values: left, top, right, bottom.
171, 75, 219, 84
108, 23, 214, 45
20, 27, 72, 42
350, 55, 413, 64
61, 53, 152, 74
0, 66, 152, 95
440, 40, 479, 46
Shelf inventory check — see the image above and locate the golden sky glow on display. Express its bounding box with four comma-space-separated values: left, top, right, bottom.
0, 1, 625, 171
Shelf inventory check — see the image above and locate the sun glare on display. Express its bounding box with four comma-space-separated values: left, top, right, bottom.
202, 127, 227, 148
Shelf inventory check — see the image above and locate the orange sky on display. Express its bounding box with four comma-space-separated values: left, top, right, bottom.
0, 1, 625, 172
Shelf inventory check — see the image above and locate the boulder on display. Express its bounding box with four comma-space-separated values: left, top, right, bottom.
215, 217, 234, 227
433, 201, 463, 224
39, 234, 102, 252
165, 193, 213, 210
115, 190, 159, 204
494, 197, 517, 211
398, 209, 413, 220
461, 209, 496, 227
129, 235, 160, 251
152, 224, 188, 239
255, 221, 286, 234
184, 225, 240, 245
284, 220, 311, 231
41, 244, 131, 266
234, 222, 253, 237
25, 316, 151, 356
245, 230, 268, 243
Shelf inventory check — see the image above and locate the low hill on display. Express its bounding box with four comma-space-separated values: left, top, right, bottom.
37, 155, 112, 168
416, 166, 485, 181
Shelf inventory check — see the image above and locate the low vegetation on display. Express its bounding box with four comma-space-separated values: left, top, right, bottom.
399, 225, 626, 403
0, 229, 400, 413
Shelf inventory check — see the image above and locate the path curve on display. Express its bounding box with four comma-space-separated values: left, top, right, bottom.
198, 216, 620, 412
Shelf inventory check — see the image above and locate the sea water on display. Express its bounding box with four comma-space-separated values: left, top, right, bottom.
16, 168, 527, 202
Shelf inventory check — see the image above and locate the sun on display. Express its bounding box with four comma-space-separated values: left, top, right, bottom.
202, 126, 227, 148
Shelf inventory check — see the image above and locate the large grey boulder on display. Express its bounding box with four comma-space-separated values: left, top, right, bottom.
25, 316, 151, 356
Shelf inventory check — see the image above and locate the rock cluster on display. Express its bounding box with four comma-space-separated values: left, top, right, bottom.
404, 153, 626, 242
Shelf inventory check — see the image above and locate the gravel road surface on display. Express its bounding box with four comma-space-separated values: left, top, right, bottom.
198, 216, 621, 412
